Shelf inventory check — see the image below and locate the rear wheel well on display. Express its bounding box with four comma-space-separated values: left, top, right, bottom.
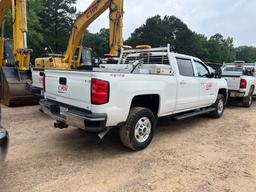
218, 89, 227, 102
251, 85, 255, 93
130, 95, 160, 117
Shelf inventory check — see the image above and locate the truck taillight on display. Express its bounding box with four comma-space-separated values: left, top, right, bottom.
240, 79, 247, 89
91, 79, 109, 105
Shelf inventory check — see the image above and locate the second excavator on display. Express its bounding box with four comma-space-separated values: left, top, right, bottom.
31, 0, 124, 96
34, 0, 124, 69
0, 0, 38, 106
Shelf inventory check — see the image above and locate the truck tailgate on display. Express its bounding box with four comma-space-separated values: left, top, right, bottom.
32, 69, 44, 89
222, 71, 242, 91
223, 76, 241, 90
44, 70, 92, 111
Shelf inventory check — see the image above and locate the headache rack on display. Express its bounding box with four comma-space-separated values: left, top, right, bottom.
118, 44, 171, 65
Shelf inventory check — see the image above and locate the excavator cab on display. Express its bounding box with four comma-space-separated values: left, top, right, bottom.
3, 39, 14, 65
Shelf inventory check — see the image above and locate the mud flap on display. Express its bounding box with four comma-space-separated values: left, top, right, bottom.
0, 67, 40, 107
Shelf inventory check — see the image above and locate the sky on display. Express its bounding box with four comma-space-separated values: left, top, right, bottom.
77, 0, 256, 47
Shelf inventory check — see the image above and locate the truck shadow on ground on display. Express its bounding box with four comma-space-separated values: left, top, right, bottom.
50, 114, 211, 160
48, 98, 256, 161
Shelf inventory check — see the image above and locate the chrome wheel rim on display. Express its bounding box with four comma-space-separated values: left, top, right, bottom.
218, 99, 224, 114
134, 117, 151, 143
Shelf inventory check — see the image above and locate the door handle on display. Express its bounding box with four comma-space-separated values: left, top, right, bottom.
59, 77, 67, 85
180, 80, 186, 85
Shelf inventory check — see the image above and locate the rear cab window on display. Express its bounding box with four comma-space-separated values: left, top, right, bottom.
223, 67, 243, 72
120, 51, 173, 74
122, 52, 170, 65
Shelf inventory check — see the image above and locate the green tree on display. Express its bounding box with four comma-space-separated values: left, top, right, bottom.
27, 0, 44, 59
38, 0, 77, 53
236, 46, 256, 63
206, 34, 236, 63
126, 15, 197, 54
83, 28, 109, 57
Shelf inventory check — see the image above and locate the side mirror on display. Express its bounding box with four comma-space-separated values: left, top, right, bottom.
206, 72, 215, 78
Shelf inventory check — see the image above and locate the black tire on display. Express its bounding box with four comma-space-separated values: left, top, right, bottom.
119, 107, 156, 151
209, 94, 225, 118
242, 87, 253, 107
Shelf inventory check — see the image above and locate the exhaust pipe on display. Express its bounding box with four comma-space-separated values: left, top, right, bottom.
97, 128, 111, 140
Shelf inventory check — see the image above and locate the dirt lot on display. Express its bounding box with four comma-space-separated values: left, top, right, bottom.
0, 103, 256, 192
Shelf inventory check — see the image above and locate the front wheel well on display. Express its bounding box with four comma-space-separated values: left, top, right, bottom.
130, 94, 160, 117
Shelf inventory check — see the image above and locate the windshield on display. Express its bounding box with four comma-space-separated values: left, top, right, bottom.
4, 40, 15, 65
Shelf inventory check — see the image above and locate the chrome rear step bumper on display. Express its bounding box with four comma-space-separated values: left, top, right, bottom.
40, 99, 107, 132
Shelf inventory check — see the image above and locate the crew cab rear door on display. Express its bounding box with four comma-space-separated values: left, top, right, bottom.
44, 70, 92, 111
176, 57, 200, 111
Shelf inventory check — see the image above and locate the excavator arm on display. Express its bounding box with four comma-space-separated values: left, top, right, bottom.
12, 0, 31, 71
63, 0, 124, 67
0, 0, 31, 70
109, 0, 123, 56
0, 0, 11, 68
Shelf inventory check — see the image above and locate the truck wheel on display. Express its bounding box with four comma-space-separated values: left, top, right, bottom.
242, 88, 253, 107
209, 94, 225, 118
119, 107, 156, 151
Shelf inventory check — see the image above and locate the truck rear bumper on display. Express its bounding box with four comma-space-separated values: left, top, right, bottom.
39, 99, 107, 132
229, 90, 245, 98
31, 86, 44, 98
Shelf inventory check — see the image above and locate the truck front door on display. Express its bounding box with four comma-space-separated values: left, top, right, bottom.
194, 60, 216, 106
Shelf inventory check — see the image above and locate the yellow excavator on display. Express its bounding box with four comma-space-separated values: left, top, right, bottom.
0, 0, 38, 106
34, 0, 124, 69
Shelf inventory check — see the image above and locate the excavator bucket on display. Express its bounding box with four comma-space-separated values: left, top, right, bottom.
0, 67, 39, 107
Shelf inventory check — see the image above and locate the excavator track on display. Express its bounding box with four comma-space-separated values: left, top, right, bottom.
0, 67, 39, 107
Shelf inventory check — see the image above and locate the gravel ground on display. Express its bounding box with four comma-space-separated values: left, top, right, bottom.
0, 102, 256, 192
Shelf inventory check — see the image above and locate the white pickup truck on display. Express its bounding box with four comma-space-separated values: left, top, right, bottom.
40, 45, 228, 151
222, 62, 256, 107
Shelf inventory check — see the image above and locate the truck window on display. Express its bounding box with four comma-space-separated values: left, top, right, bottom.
224, 67, 243, 72
176, 58, 194, 77
194, 61, 209, 77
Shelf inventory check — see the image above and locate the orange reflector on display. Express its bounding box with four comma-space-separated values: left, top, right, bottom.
136, 45, 152, 49
123, 45, 133, 50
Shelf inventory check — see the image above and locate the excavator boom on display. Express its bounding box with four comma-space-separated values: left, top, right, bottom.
109, 0, 123, 56
63, 0, 124, 67
35, 0, 124, 69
